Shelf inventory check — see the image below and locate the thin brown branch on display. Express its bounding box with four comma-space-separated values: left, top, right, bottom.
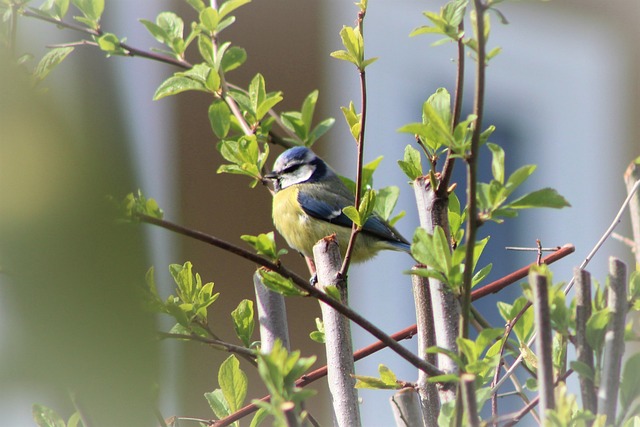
471, 244, 575, 300
158, 332, 257, 367
439, 19, 465, 193
460, 0, 488, 341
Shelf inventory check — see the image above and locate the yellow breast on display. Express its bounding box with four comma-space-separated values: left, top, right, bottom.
272, 185, 384, 262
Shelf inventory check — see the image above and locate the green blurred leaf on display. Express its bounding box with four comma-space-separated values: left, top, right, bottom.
32, 404, 65, 427
33, 47, 74, 82
185, 0, 206, 12
199, 7, 219, 33
205, 389, 231, 418
96, 32, 126, 56
39, 0, 70, 19
71, 0, 103, 24
153, 75, 207, 100
487, 143, 504, 184
221, 46, 247, 73
622, 353, 640, 414
231, 299, 254, 347
208, 99, 231, 138
219, 355, 248, 412
219, 0, 252, 19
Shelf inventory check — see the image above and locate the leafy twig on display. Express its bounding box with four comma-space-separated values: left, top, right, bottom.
460, 0, 489, 341
439, 19, 465, 193
158, 332, 257, 367
136, 214, 444, 378
22, 8, 193, 69
340, 8, 369, 277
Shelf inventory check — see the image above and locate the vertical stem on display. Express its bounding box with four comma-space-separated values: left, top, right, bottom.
411, 271, 440, 426
340, 66, 368, 275
598, 257, 627, 423
314, 237, 361, 427
460, 0, 488, 341
439, 20, 465, 191
253, 271, 290, 352
574, 268, 597, 416
390, 387, 426, 427
623, 162, 640, 267
9, 2, 18, 57
530, 272, 555, 423
460, 374, 479, 427
413, 176, 458, 404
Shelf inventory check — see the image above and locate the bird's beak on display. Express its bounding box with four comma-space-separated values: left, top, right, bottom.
264, 171, 281, 193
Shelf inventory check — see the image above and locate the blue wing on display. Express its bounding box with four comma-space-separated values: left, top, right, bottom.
297, 189, 410, 249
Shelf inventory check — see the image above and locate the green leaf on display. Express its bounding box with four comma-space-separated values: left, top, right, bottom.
258, 269, 306, 297
96, 32, 126, 55
218, 0, 252, 18
32, 404, 65, 427
153, 75, 207, 100
221, 46, 247, 73
374, 186, 400, 221
504, 165, 536, 196
140, 19, 167, 44
378, 364, 398, 386
586, 308, 610, 351
156, 12, 184, 42
219, 355, 248, 412
487, 143, 504, 184
33, 47, 74, 82
71, 0, 103, 23
507, 188, 571, 209
39, 0, 70, 19
323, 285, 342, 302
569, 360, 594, 382
342, 206, 361, 227
241, 231, 287, 260
205, 389, 231, 418
307, 118, 335, 146
199, 7, 219, 33
309, 317, 325, 343
250, 408, 268, 427
185, 0, 206, 12
231, 300, 254, 347
398, 145, 423, 180
208, 99, 231, 138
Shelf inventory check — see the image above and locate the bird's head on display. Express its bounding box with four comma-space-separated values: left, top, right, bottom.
265, 146, 332, 193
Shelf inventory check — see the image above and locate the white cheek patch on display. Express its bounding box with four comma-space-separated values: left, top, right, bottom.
280, 164, 315, 189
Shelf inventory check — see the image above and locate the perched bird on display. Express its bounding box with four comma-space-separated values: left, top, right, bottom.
265, 146, 411, 263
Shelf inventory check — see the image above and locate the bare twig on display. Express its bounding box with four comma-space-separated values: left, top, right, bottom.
530, 272, 555, 419
391, 387, 426, 427
460, 374, 479, 427
598, 257, 628, 422
623, 164, 640, 266
253, 271, 290, 352
574, 268, 597, 414
411, 271, 440, 425
313, 237, 361, 427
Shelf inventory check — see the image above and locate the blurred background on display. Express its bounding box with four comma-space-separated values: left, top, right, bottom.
1, 1, 638, 426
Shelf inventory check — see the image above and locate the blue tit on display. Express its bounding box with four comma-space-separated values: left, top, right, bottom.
265, 146, 411, 263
